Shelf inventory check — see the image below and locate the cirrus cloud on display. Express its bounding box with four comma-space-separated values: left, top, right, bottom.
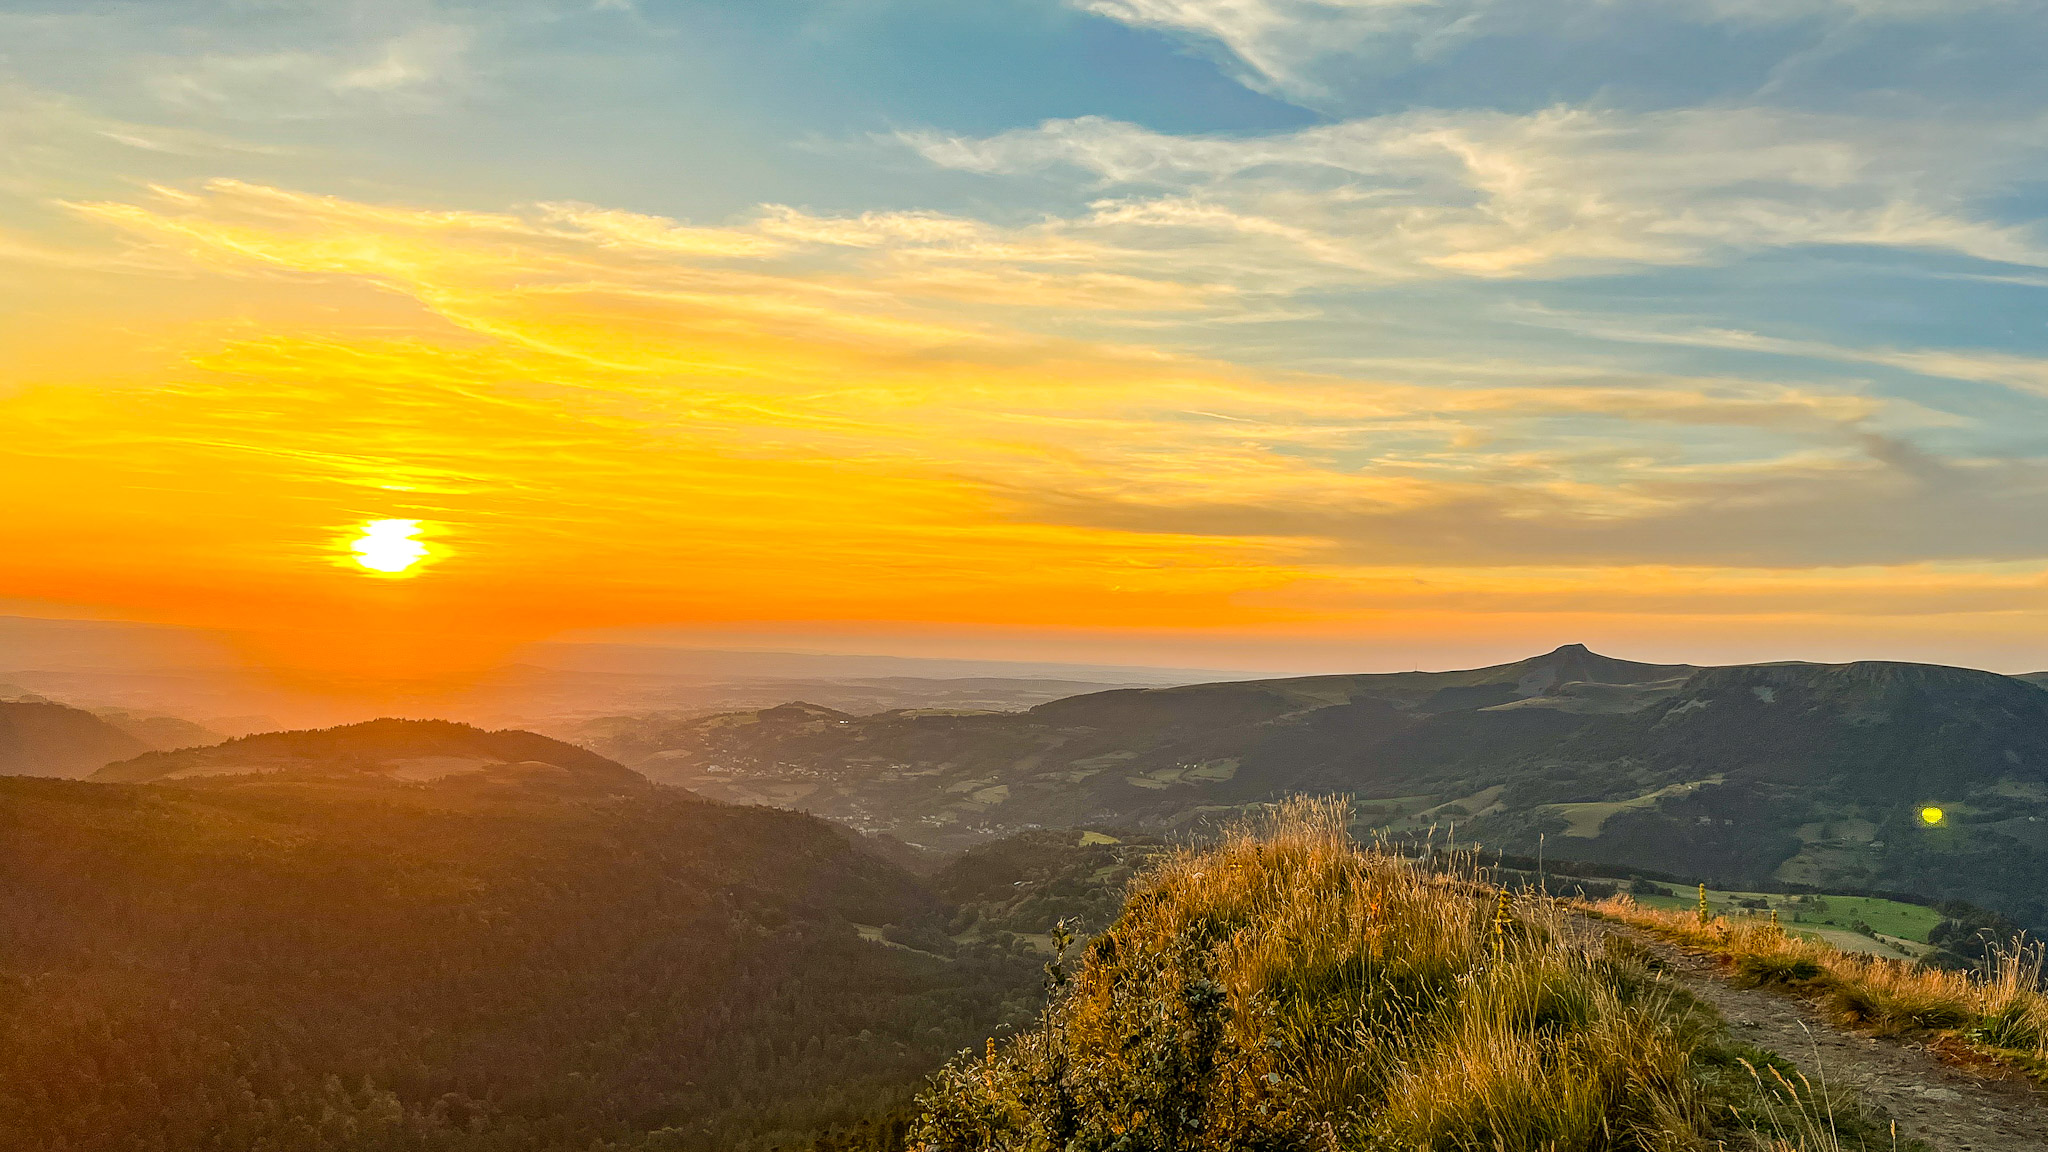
1075, 0, 2024, 104
903, 106, 2048, 287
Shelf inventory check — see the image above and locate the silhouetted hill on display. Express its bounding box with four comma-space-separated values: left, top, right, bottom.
588, 647, 2048, 927
0, 699, 149, 778
87, 708, 222, 751
0, 772, 1044, 1152
92, 717, 646, 790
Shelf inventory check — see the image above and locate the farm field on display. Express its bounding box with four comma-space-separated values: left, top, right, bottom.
1632, 886, 1941, 949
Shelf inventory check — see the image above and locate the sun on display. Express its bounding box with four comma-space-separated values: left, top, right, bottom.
1919, 805, 1945, 826
350, 519, 431, 576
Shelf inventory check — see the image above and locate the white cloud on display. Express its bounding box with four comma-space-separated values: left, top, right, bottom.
1076, 0, 1456, 101
1522, 310, 2048, 400
902, 106, 2048, 287
1075, 0, 2018, 102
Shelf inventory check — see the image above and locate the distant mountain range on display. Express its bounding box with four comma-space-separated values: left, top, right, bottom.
591, 645, 2048, 927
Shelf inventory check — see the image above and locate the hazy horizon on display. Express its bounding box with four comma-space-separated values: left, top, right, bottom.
10, 609, 2048, 734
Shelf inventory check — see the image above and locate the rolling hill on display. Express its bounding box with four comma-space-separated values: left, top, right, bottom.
0, 771, 1044, 1152
0, 699, 150, 778
587, 646, 2048, 927
91, 717, 648, 790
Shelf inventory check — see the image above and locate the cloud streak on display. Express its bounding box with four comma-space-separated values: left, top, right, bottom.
904, 106, 2048, 287
144, 23, 474, 119
1075, 0, 2024, 104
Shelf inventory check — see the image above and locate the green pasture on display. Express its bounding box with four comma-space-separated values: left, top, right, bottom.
1631, 885, 1942, 943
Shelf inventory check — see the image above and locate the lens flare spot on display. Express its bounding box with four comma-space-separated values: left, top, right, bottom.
1919, 805, 1945, 826
351, 519, 430, 575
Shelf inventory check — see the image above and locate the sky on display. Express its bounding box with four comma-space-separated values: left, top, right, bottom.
6, 0, 2048, 696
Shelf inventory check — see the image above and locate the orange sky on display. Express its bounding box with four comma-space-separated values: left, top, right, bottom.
8, 175, 2048, 698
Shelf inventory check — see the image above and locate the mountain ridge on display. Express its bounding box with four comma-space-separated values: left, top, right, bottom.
92, 717, 647, 790
587, 645, 2048, 926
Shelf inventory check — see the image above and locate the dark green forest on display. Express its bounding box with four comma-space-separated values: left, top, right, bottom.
0, 774, 1049, 1152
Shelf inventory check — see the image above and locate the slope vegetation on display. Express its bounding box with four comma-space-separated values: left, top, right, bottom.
0, 773, 1040, 1152
914, 801, 1886, 1152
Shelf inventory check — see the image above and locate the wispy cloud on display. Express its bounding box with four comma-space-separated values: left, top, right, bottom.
1515, 308, 2048, 399
48, 180, 2039, 583
1075, 0, 2023, 104
147, 24, 473, 118
903, 106, 2048, 287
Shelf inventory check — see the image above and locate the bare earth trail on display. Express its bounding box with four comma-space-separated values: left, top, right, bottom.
1602, 925, 2048, 1150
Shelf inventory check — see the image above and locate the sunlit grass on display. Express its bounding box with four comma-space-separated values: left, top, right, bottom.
914, 799, 1910, 1151
1585, 894, 2048, 1075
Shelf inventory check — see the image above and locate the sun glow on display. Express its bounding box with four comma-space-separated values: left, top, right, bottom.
351, 519, 430, 575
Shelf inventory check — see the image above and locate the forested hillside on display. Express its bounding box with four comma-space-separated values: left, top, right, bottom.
589, 647, 2048, 928
93, 717, 647, 787
0, 774, 1045, 1152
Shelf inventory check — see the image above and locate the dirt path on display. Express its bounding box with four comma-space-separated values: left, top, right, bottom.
1608, 926, 2048, 1150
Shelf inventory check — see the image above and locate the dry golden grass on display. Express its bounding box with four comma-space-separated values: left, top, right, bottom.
1584, 895, 2048, 1074
915, 799, 1841, 1151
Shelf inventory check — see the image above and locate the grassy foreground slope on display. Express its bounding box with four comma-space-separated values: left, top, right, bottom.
914, 801, 1897, 1152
